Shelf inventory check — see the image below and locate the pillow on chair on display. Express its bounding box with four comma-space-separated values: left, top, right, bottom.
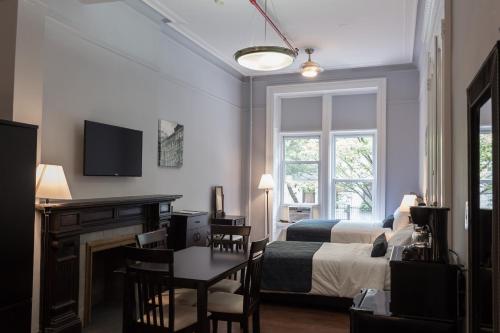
371, 233, 388, 257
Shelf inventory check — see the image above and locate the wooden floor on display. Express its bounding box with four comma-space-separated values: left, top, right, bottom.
83, 302, 350, 333
246, 303, 349, 333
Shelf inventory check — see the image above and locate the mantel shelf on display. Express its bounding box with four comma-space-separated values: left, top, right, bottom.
36, 194, 182, 211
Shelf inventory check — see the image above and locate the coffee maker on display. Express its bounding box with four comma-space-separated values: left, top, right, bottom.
402, 206, 450, 263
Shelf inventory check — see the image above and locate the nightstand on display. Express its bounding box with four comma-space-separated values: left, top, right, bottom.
169, 211, 209, 250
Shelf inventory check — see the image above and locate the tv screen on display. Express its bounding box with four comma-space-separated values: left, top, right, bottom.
84, 120, 143, 177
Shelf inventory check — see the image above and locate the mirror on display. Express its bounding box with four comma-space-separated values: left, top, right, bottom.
214, 186, 225, 217
467, 42, 499, 333
479, 99, 493, 210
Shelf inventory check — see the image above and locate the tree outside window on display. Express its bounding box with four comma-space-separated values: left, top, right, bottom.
333, 133, 375, 221
282, 136, 320, 205
480, 127, 492, 209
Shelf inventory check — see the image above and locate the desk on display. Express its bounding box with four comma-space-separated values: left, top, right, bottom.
212, 215, 246, 226
133, 247, 248, 333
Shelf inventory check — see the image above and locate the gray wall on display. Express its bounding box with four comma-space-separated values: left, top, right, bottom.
36, 0, 247, 214
250, 64, 420, 239
11, 2, 248, 331
332, 94, 377, 130
450, 0, 500, 262
0, 0, 18, 120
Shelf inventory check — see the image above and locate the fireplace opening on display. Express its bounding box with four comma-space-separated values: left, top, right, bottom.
83, 235, 136, 332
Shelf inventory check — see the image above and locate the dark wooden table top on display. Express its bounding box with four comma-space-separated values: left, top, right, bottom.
132, 246, 248, 284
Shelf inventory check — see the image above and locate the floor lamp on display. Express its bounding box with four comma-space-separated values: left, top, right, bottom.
258, 174, 274, 237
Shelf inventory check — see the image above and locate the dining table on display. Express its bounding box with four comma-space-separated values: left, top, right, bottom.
131, 246, 249, 333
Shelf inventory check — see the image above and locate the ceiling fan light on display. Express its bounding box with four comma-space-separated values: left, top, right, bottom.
300, 61, 323, 78
235, 46, 296, 71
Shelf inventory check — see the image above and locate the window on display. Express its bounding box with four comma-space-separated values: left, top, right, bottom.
281, 135, 320, 205
332, 132, 376, 221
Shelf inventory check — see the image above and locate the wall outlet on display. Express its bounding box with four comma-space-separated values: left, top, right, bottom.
464, 201, 469, 230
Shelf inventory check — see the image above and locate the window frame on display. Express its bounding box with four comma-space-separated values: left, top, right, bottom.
331, 129, 377, 221
279, 132, 322, 207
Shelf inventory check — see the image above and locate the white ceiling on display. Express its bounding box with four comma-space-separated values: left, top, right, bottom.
142, 0, 418, 76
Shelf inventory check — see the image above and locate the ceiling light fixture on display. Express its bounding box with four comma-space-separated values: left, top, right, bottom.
234, 0, 298, 71
300, 48, 323, 78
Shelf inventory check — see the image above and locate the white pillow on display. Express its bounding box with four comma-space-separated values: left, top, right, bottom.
387, 224, 414, 247
393, 207, 411, 231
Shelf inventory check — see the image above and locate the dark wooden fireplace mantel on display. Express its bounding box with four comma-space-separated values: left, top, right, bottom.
36, 194, 182, 333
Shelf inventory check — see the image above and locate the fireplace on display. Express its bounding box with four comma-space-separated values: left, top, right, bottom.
36, 195, 181, 333
81, 228, 141, 328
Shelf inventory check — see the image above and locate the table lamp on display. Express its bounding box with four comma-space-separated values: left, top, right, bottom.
399, 194, 418, 213
258, 174, 274, 236
36, 164, 72, 203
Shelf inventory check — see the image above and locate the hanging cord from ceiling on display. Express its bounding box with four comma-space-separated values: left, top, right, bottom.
249, 0, 298, 56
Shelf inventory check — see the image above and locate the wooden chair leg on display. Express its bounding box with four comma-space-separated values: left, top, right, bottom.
212, 319, 218, 333
227, 321, 232, 333
252, 307, 261, 333
241, 318, 249, 333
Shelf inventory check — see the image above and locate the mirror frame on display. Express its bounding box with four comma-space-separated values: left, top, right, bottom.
467, 41, 500, 333
214, 186, 225, 218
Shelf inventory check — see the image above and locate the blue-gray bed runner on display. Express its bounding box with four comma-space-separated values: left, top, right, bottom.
262, 241, 323, 293
286, 219, 340, 242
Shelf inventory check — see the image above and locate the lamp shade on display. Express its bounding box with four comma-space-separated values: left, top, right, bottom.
258, 174, 274, 190
36, 164, 72, 201
399, 194, 418, 213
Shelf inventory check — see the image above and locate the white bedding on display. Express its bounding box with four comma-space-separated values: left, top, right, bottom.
310, 243, 390, 298
277, 220, 393, 244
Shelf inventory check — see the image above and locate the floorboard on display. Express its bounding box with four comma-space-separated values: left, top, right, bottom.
83, 302, 349, 333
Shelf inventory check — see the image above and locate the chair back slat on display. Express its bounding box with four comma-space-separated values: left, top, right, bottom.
123, 246, 175, 332
136, 229, 168, 249
210, 225, 251, 253
243, 238, 268, 312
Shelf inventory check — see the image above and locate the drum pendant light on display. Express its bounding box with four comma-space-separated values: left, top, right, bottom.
235, 0, 297, 71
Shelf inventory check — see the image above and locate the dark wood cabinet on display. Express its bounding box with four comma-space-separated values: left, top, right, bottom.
169, 212, 209, 250
351, 247, 465, 333
350, 290, 461, 333
212, 215, 245, 226
390, 248, 464, 322
0, 120, 37, 333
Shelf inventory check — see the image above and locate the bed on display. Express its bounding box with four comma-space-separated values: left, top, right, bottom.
261, 225, 414, 308
276, 219, 393, 244
261, 241, 391, 299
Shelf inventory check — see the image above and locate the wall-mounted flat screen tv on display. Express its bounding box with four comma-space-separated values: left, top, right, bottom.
84, 120, 143, 177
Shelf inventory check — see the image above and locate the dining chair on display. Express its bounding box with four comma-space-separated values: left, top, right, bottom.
122, 246, 198, 333
208, 237, 269, 333
209, 225, 251, 294
136, 229, 168, 249
136, 229, 197, 306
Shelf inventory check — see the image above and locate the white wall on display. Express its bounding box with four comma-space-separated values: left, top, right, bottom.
249, 65, 420, 239
450, 0, 500, 263
12, 1, 248, 331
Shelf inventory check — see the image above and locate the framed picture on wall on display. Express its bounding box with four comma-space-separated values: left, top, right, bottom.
158, 119, 184, 168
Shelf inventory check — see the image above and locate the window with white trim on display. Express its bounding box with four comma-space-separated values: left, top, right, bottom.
332, 131, 376, 221
281, 135, 320, 205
